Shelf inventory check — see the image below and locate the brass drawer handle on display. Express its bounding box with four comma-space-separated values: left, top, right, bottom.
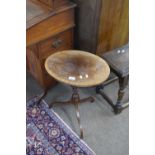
52, 39, 63, 48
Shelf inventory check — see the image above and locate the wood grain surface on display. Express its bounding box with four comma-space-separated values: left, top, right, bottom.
97, 0, 129, 55
45, 50, 110, 87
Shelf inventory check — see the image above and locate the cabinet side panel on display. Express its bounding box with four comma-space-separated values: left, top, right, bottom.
71, 0, 101, 53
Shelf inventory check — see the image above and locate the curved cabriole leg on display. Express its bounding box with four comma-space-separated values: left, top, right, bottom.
79, 96, 95, 103
49, 100, 72, 108
71, 87, 84, 139
49, 86, 94, 138
74, 102, 84, 139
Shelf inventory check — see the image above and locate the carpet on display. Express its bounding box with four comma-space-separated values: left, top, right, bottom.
26, 97, 96, 155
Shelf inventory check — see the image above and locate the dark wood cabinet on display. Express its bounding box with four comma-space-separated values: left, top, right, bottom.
71, 0, 129, 55
26, 0, 76, 89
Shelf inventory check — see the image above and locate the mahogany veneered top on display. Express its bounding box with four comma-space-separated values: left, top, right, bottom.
45, 50, 110, 87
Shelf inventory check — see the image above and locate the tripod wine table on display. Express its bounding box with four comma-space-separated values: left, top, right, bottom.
44, 50, 110, 138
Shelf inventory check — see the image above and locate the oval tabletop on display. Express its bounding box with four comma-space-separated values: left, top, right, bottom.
45, 50, 110, 87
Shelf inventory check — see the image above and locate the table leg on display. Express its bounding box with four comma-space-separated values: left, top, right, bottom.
36, 89, 48, 105
79, 96, 94, 103
71, 87, 84, 139
49, 100, 72, 108
49, 86, 94, 138
114, 75, 129, 114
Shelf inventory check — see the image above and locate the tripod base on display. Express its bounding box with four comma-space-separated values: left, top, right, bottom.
49, 87, 95, 139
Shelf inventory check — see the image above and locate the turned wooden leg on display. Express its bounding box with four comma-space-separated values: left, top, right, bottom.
114, 75, 129, 114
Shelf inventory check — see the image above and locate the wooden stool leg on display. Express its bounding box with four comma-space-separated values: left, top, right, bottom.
96, 85, 114, 108
114, 75, 129, 114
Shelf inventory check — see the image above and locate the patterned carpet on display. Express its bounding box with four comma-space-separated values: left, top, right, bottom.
26, 97, 96, 155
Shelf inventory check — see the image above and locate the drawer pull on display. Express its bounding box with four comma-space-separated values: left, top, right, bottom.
52, 39, 63, 48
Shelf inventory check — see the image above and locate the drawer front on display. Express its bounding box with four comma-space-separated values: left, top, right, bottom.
38, 29, 73, 59
27, 8, 74, 46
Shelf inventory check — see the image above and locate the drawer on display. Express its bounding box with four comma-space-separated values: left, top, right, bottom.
26, 8, 75, 46
39, 0, 69, 9
37, 29, 73, 59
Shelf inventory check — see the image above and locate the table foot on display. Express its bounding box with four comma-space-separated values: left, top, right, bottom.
79, 96, 95, 103
114, 101, 129, 114
36, 90, 48, 105
49, 100, 72, 108
74, 101, 84, 139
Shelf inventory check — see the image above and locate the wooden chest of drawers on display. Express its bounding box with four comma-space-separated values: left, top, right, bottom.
26, 0, 76, 89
